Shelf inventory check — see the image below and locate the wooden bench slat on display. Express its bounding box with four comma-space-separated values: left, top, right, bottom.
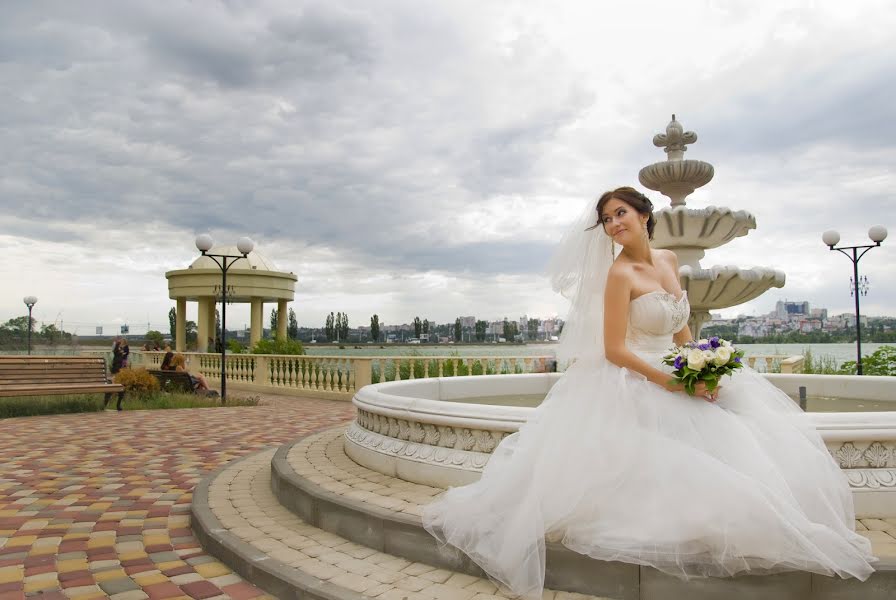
0, 366, 106, 377
0, 385, 124, 398
0, 358, 106, 364
2, 379, 113, 386
0, 364, 107, 371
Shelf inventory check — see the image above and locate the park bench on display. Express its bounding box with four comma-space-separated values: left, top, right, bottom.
148, 369, 199, 393
0, 355, 125, 408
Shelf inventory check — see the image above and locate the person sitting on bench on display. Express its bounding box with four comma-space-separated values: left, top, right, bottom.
169, 353, 210, 392
160, 348, 175, 371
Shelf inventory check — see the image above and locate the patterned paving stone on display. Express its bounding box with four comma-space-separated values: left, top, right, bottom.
0, 393, 353, 600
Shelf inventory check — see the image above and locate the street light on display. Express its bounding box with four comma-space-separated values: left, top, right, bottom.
195, 234, 255, 402
822, 226, 887, 375
23, 296, 37, 355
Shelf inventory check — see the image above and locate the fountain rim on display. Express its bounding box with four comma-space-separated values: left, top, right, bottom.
355, 372, 896, 432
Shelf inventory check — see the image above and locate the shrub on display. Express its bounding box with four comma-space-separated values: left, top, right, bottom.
251, 337, 305, 355
113, 367, 161, 394
227, 339, 245, 354
839, 345, 896, 376
801, 348, 840, 375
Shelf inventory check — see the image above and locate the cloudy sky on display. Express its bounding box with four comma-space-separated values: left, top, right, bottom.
2, 0, 894, 335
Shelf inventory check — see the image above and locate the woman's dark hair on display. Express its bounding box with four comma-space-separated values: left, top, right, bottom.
160, 351, 174, 371
588, 186, 656, 240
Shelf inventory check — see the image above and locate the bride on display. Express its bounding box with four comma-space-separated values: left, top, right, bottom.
422, 187, 876, 598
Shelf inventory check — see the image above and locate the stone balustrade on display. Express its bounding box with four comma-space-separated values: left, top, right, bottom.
79, 350, 802, 398
80, 351, 557, 400
746, 354, 804, 373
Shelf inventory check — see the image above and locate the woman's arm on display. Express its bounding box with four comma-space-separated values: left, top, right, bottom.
603, 266, 679, 391
673, 324, 693, 347
664, 250, 693, 347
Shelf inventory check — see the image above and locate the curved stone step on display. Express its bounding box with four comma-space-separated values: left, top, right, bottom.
192, 446, 614, 600
270, 427, 896, 600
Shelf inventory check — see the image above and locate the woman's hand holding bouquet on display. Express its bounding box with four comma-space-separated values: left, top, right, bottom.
663, 337, 744, 401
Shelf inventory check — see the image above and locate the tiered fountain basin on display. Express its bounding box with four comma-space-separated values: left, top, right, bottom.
346, 373, 896, 517
652, 206, 756, 264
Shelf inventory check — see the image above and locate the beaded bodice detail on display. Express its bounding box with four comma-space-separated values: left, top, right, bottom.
626, 291, 689, 356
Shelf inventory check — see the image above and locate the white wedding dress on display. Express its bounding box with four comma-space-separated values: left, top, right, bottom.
422, 290, 876, 598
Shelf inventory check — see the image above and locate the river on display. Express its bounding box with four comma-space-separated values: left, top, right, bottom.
304, 342, 887, 368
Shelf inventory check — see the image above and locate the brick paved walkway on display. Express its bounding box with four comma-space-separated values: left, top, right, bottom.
0, 395, 354, 600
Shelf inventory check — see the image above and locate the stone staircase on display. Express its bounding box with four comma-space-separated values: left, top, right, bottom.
192, 427, 896, 600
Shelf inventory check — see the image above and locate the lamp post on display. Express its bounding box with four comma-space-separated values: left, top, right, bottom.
822, 226, 888, 375
195, 234, 254, 402
23, 296, 37, 355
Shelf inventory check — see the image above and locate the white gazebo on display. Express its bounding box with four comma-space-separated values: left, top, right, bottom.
165, 247, 297, 352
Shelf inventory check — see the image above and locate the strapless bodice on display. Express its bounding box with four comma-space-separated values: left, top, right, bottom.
626, 290, 689, 356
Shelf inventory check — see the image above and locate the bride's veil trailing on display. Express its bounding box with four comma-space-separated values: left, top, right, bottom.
548, 197, 615, 368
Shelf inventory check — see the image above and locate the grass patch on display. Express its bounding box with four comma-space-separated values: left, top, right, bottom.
0, 394, 104, 418
0, 391, 259, 419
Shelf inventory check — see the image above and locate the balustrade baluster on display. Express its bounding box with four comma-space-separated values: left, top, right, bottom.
438, 359, 444, 377
393, 359, 401, 381
409, 358, 416, 380
347, 359, 354, 391
335, 359, 342, 391
329, 360, 337, 391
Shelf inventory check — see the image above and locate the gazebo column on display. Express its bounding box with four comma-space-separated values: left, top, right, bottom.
197, 298, 210, 353
250, 298, 263, 347
207, 300, 217, 348
277, 299, 288, 339
176, 298, 186, 352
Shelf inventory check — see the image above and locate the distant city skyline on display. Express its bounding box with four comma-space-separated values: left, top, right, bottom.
2, 2, 894, 333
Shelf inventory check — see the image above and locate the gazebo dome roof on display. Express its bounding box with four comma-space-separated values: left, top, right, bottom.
189, 247, 280, 272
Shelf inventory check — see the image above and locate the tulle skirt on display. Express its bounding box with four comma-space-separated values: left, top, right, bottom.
421, 358, 876, 598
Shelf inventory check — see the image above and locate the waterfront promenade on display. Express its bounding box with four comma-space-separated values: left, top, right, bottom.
0, 395, 354, 599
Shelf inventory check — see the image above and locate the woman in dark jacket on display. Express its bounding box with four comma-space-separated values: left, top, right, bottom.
160, 350, 175, 371
111, 337, 129, 375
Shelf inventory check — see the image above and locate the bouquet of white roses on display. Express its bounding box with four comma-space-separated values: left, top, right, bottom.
662, 337, 745, 396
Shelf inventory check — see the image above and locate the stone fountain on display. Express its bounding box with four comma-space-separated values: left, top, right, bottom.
639, 115, 785, 336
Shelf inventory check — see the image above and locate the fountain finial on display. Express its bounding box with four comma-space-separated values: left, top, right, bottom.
652, 114, 697, 161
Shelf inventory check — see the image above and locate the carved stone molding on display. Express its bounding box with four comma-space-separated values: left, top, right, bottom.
355, 409, 508, 454
831, 441, 894, 469
843, 469, 896, 490
345, 422, 490, 472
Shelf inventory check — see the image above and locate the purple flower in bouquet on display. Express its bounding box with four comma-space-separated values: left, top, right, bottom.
698, 343, 711, 350
710, 336, 720, 348
673, 355, 684, 370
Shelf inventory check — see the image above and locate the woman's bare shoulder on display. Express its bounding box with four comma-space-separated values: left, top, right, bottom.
607, 258, 634, 287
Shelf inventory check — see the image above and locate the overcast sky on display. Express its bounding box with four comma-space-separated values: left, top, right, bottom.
2, 0, 894, 335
